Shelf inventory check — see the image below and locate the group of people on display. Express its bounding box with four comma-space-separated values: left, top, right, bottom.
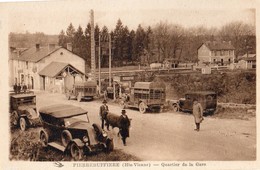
98, 97, 204, 146
13, 83, 28, 94
99, 100, 130, 146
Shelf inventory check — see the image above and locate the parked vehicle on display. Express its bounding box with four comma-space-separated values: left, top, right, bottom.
9, 92, 40, 131
39, 104, 114, 160
66, 81, 97, 101
121, 81, 166, 113
169, 91, 217, 115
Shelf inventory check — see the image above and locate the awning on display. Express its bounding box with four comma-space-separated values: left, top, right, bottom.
38, 62, 84, 78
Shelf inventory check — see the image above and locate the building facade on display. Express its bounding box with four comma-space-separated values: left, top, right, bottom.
197, 41, 235, 66
9, 44, 86, 93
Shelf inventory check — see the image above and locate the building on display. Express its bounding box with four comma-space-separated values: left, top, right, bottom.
237, 54, 256, 69
197, 41, 235, 66
9, 44, 86, 93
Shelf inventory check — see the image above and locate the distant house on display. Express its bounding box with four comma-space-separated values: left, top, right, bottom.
237, 54, 256, 69
9, 43, 86, 93
197, 41, 235, 66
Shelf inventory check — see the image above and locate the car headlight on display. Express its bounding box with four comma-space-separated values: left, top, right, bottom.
102, 130, 107, 137
83, 136, 89, 143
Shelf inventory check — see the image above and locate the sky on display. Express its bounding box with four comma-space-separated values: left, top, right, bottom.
0, 0, 257, 35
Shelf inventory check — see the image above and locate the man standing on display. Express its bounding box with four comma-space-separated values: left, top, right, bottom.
192, 99, 204, 131
99, 100, 109, 130
119, 109, 130, 146
13, 83, 18, 94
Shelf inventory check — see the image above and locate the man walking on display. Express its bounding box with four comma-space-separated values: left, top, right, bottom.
99, 100, 109, 130
192, 98, 204, 131
119, 109, 130, 146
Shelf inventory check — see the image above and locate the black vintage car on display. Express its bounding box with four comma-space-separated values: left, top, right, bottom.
169, 91, 217, 115
39, 104, 114, 160
9, 92, 40, 131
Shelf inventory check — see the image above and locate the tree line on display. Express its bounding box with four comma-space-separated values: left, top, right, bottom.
59, 19, 255, 68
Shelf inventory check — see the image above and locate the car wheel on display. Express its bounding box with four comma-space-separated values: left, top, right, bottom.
139, 102, 146, 114
19, 117, 27, 131
172, 104, 178, 112
11, 111, 19, 126
77, 93, 82, 102
70, 142, 83, 160
120, 101, 126, 109
61, 130, 72, 147
106, 139, 114, 152
40, 130, 49, 147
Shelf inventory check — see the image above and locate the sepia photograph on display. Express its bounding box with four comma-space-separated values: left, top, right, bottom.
0, 0, 258, 169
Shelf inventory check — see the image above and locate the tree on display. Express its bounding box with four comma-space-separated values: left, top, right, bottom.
218, 21, 255, 57
133, 24, 146, 62
73, 25, 85, 58
113, 19, 125, 65
58, 30, 67, 48
66, 23, 75, 44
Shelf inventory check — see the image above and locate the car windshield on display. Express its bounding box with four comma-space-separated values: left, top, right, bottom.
16, 96, 36, 106
64, 114, 89, 127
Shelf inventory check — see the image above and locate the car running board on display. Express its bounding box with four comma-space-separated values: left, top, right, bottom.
48, 142, 66, 152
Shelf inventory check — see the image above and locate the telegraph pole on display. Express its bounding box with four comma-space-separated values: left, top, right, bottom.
90, 9, 96, 82
98, 34, 101, 95
109, 33, 112, 87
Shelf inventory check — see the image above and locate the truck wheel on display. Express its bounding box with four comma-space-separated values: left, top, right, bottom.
139, 102, 146, 114
61, 130, 72, 146
120, 101, 126, 109
172, 104, 178, 112
19, 117, 27, 131
40, 130, 49, 147
11, 111, 19, 126
77, 94, 82, 102
70, 142, 83, 160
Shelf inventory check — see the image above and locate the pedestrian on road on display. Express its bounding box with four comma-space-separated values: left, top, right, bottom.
99, 100, 109, 130
13, 83, 18, 94
17, 83, 21, 93
192, 98, 204, 131
23, 84, 27, 93
104, 90, 108, 100
119, 109, 130, 146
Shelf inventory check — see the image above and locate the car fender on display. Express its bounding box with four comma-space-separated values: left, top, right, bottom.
138, 100, 148, 108
70, 139, 85, 148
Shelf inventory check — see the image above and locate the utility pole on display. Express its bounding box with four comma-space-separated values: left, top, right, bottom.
109, 33, 112, 87
90, 9, 96, 82
98, 34, 101, 95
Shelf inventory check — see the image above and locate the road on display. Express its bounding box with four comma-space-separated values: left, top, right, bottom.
36, 91, 256, 161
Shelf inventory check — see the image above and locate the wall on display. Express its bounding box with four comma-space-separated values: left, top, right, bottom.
198, 44, 211, 64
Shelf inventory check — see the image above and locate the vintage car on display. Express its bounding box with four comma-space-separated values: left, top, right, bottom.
39, 104, 114, 160
121, 81, 166, 113
9, 93, 40, 131
169, 91, 217, 115
65, 81, 97, 102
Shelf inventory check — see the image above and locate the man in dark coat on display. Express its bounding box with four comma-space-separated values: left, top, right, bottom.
99, 100, 109, 130
17, 83, 21, 93
192, 98, 204, 131
13, 83, 18, 94
119, 109, 130, 146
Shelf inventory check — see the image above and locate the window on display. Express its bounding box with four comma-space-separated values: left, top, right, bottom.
26, 61, 28, 69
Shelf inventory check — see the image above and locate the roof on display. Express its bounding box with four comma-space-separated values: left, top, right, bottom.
200, 41, 235, 51
9, 45, 62, 62
38, 62, 84, 77
74, 81, 97, 87
134, 81, 166, 89
238, 54, 256, 61
186, 91, 216, 95
10, 93, 36, 98
39, 104, 87, 118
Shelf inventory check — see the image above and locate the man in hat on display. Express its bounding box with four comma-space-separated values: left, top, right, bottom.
99, 100, 109, 130
119, 109, 131, 146
192, 98, 204, 131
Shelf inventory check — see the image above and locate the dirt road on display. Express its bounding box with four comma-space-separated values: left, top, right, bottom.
37, 92, 256, 161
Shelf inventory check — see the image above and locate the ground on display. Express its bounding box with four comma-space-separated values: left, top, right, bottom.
9, 91, 256, 161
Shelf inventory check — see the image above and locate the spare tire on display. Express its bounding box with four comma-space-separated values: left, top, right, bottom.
61, 130, 72, 146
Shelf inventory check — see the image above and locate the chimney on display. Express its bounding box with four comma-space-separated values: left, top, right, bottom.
36, 44, 40, 51
67, 43, 72, 51
48, 44, 56, 52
